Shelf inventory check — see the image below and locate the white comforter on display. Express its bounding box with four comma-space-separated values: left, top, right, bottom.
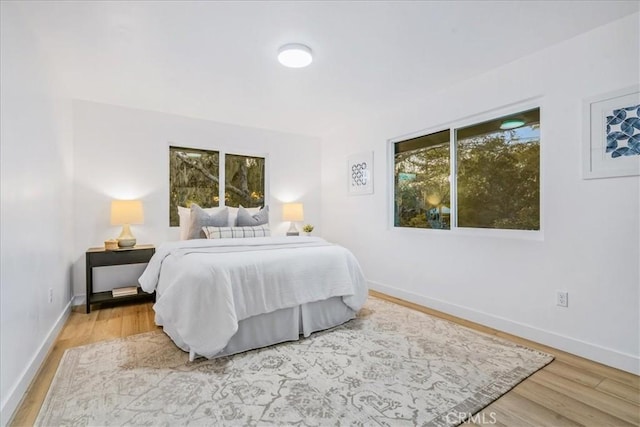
139, 236, 368, 358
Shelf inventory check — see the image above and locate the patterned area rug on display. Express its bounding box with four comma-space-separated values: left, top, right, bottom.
36, 297, 552, 426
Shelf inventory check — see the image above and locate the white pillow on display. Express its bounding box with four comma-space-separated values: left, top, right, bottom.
178, 205, 226, 240
202, 225, 271, 239
227, 206, 260, 227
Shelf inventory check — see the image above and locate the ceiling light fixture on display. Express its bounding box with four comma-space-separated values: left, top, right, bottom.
500, 119, 526, 130
278, 43, 313, 68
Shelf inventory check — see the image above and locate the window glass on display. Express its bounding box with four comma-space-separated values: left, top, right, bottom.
169, 146, 220, 226
456, 108, 540, 230
224, 154, 265, 208
394, 130, 451, 229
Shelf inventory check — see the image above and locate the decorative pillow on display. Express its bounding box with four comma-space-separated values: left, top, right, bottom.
236, 205, 269, 226
178, 205, 225, 240
227, 206, 260, 227
187, 204, 229, 239
202, 225, 271, 239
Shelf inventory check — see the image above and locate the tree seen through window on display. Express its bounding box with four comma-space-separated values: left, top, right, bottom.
393, 107, 540, 231
169, 147, 265, 226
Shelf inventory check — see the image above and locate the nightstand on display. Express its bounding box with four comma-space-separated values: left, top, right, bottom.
85, 244, 155, 313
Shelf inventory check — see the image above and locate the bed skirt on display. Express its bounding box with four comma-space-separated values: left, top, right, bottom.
159, 296, 356, 360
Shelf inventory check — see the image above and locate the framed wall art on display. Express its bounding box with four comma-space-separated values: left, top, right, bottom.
348, 151, 374, 195
583, 85, 640, 179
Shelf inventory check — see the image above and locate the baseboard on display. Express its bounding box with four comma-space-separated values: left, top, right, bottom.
72, 294, 85, 306
0, 299, 72, 426
369, 280, 640, 375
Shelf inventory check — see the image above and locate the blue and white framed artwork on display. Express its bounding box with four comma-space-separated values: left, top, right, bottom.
583, 85, 640, 179
348, 151, 374, 195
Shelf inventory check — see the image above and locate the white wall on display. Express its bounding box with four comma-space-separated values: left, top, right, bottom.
0, 3, 74, 424
321, 14, 640, 373
72, 101, 322, 297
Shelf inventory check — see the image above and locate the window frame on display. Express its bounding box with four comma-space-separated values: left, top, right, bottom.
168, 142, 270, 227
388, 99, 544, 240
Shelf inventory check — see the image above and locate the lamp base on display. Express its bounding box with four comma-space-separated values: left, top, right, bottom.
286, 222, 299, 236
117, 224, 137, 248
117, 238, 136, 248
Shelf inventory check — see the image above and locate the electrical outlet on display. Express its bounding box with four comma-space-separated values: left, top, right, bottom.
557, 291, 568, 307
48, 288, 53, 303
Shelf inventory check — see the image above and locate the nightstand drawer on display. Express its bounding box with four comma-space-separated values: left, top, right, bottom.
87, 248, 155, 267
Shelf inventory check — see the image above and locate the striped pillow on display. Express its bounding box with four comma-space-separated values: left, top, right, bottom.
202, 225, 271, 239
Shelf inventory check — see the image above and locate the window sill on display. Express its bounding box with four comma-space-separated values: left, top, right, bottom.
390, 225, 544, 241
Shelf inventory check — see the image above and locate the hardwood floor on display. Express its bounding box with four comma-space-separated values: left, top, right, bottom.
9, 293, 640, 426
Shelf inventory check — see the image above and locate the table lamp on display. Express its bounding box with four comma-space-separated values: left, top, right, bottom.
111, 200, 144, 248
282, 203, 303, 236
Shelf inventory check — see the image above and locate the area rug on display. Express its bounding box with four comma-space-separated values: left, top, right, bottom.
36, 297, 552, 426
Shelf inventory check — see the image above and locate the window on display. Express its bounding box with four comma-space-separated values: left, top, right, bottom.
169, 147, 220, 226
393, 107, 540, 232
224, 154, 265, 208
457, 109, 540, 230
169, 146, 266, 226
394, 130, 450, 229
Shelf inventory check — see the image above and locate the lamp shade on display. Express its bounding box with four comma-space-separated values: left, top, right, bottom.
282, 203, 304, 222
110, 200, 144, 225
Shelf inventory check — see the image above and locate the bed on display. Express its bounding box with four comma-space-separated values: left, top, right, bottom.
138, 236, 368, 360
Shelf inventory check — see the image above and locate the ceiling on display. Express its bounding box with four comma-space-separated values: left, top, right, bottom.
12, 1, 639, 137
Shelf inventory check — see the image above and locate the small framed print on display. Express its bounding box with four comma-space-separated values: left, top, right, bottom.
583, 85, 640, 179
348, 151, 374, 195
